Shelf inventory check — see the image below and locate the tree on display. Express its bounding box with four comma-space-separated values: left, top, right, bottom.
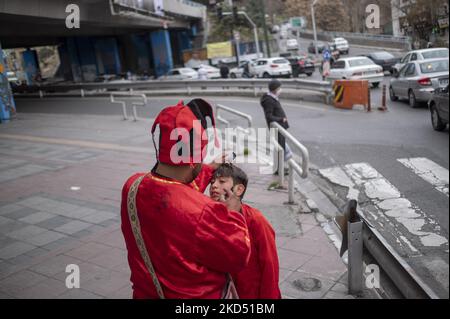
392, 0, 446, 45
283, 0, 350, 32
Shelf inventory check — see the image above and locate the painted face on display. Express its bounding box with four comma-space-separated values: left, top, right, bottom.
209, 176, 234, 201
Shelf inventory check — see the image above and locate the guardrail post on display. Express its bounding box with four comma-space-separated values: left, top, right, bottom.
39, 90, 43, 98
348, 218, 364, 295
81, 89, 85, 98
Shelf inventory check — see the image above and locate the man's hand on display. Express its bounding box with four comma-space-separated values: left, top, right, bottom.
222, 188, 242, 212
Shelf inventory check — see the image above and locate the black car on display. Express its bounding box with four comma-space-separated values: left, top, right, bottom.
428, 83, 449, 131
308, 42, 325, 54
288, 56, 315, 77
366, 51, 400, 74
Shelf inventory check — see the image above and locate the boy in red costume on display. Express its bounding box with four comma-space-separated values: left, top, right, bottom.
121, 99, 251, 299
209, 164, 281, 299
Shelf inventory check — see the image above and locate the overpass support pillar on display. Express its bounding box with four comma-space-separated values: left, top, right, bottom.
150, 30, 173, 78
94, 38, 122, 75
0, 41, 15, 122
22, 48, 41, 85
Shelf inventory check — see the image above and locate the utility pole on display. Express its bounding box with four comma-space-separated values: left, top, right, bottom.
260, 0, 271, 57
311, 0, 319, 56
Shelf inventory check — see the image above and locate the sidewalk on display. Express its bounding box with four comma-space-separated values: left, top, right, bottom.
0, 111, 356, 299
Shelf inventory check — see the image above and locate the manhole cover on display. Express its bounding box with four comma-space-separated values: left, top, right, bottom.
293, 278, 322, 292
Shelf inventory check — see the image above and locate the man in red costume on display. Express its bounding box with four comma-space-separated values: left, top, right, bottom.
210, 164, 281, 299
121, 99, 251, 299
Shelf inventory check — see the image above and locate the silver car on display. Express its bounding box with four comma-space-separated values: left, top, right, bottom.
392, 48, 449, 75
389, 58, 449, 108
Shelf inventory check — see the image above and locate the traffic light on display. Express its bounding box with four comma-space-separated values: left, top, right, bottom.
232, 6, 239, 21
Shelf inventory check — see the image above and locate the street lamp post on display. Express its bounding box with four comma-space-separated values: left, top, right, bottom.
223, 11, 261, 59
311, 0, 319, 56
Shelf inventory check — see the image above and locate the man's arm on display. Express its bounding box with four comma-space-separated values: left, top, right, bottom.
194, 202, 251, 274
191, 164, 215, 193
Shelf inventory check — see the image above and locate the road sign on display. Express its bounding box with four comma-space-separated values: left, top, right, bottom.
290, 16, 307, 29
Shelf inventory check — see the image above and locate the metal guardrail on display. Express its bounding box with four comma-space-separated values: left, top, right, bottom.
110, 92, 147, 121
337, 200, 439, 299
270, 122, 310, 204
16, 79, 334, 103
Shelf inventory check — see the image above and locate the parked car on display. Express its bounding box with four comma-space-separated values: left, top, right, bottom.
329, 37, 349, 54
389, 58, 449, 107
287, 56, 315, 77
195, 64, 221, 79
249, 57, 292, 78
392, 48, 449, 75
365, 51, 400, 74
308, 41, 326, 54
428, 83, 449, 131
159, 68, 198, 80
286, 38, 299, 51
327, 57, 384, 87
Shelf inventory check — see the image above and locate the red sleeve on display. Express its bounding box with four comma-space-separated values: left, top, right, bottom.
194, 202, 251, 274
191, 164, 215, 193
253, 211, 282, 299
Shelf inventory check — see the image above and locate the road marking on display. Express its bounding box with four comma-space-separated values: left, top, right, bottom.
0, 133, 152, 154
319, 162, 448, 250
398, 158, 449, 197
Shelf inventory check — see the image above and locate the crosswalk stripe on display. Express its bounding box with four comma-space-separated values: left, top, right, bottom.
319, 162, 448, 252
398, 158, 449, 197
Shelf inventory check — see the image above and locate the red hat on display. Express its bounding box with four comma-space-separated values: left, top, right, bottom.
151, 99, 219, 165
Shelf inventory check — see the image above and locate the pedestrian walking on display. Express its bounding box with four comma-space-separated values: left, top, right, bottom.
260, 79, 293, 175
198, 64, 208, 80
121, 99, 251, 299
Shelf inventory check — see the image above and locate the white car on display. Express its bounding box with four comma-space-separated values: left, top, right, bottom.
249, 58, 292, 78
196, 65, 221, 79
286, 39, 299, 51
159, 68, 198, 80
229, 61, 253, 78
393, 48, 449, 75
327, 57, 384, 87
330, 37, 349, 54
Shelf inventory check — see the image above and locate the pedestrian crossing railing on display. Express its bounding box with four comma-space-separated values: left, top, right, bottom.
337, 200, 439, 299
110, 92, 147, 121
270, 122, 310, 205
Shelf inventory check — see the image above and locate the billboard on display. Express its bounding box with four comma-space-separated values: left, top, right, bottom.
207, 41, 233, 59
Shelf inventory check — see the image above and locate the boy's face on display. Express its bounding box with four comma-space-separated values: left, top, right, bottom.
210, 176, 235, 201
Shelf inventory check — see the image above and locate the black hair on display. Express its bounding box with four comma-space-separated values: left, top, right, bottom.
212, 163, 248, 199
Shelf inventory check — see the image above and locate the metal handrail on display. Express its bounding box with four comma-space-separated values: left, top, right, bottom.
216, 104, 253, 133
110, 93, 147, 121
271, 122, 310, 204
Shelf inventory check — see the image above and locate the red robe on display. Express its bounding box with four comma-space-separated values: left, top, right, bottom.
121, 165, 251, 299
232, 204, 281, 299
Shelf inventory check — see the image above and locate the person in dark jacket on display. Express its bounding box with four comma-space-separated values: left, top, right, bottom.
260, 79, 292, 175
219, 61, 230, 79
